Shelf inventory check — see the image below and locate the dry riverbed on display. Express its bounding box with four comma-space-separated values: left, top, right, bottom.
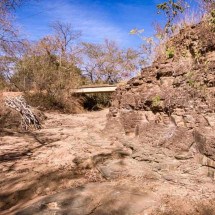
0, 109, 215, 215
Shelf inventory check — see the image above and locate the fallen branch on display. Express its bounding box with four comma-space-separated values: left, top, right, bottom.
4, 96, 41, 130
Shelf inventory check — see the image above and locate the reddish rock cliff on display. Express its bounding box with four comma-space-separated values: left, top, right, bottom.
107, 21, 215, 177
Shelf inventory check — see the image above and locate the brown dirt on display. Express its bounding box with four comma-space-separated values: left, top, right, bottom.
0, 109, 215, 215
0, 109, 111, 214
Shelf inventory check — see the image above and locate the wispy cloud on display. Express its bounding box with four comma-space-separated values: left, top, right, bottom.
16, 0, 140, 48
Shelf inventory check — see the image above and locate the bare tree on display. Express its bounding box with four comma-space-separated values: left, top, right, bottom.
0, 0, 28, 89
51, 21, 81, 60
12, 22, 83, 95
0, 0, 24, 54
82, 39, 141, 84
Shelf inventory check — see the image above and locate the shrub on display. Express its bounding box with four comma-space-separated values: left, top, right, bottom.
152, 95, 161, 107
24, 92, 84, 114
166, 47, 175, 58
83, 93, 111, 111
209, 9, 215, 30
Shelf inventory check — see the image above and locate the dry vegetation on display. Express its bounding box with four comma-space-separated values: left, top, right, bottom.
0, 0, 215, 214
0, 1, 143, 112
0, 0, 214, 112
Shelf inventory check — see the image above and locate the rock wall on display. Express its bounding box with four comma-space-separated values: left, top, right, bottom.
107, 22, 215, 177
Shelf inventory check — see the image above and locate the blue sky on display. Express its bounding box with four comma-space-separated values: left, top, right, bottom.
15, 0, 179, 48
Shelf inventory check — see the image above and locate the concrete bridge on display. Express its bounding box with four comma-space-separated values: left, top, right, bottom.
73, 85, 117, 94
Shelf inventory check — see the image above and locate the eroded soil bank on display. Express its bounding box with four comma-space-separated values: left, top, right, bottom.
0, 109, 215, 215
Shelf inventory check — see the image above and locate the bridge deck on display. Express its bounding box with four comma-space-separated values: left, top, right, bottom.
73, 85, 117, 93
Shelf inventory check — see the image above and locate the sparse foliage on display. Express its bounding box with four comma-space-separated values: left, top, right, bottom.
0, 0, 27, 89
82, 39, 141, 84
9, 22, 84, 112
0, 0, 26, 55
157, 0, 215, 34
2, 0, 214, 114
157, 0, 188, 34
12, 22, 82, 95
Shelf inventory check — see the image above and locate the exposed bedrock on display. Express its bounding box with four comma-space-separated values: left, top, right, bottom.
107, 22, 215, 178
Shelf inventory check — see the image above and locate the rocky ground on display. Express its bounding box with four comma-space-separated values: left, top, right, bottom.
0, 109, 215, 215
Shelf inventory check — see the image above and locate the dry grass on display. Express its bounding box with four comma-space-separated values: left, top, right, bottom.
153, 7, 208, 62
174, 9, 204, 34
24, 91, 84, 114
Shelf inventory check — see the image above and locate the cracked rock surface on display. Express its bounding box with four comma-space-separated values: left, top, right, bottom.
1, 109, 215, 215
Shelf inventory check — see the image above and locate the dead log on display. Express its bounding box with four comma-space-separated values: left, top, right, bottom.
4, 96, 41, 130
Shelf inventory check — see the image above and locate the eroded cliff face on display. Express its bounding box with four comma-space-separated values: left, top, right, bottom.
107, 22, 215, 176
